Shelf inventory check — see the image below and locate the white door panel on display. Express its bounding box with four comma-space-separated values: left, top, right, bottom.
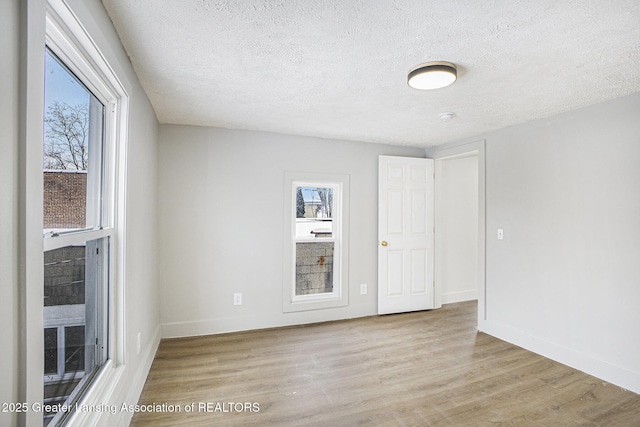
378, 156, 434, 315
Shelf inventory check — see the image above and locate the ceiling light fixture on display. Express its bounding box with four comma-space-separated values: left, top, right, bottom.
408, 61, 457, 90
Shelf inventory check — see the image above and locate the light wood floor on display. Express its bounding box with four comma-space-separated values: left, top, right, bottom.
131, 301, 640, 426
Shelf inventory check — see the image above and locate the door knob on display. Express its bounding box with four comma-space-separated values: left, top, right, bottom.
380, 241, 388, 246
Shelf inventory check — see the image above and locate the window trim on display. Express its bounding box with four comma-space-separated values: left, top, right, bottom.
283, 172, 350, 313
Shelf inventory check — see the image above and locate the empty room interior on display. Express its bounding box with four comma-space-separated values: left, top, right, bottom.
3, 0, 640, 425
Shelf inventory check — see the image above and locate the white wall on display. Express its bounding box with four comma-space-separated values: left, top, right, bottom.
158, 125, 425, 337
65, 2, 161, 423
8, 0, 161, 425
465, 92, 640, 394
0, 1, 20, 425
435, 154, 478, 304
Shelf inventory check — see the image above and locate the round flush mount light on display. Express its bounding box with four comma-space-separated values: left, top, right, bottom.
408, 61, 457, 90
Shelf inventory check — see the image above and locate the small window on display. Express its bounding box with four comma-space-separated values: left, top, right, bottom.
284, 174, 350, 312
294, 185, 338, 299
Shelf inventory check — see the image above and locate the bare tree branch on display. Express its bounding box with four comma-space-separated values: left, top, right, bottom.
44, 101, 90, 170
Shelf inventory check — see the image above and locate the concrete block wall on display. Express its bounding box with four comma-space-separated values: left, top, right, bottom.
44, 245, 86, 306
295, 241, 334, 295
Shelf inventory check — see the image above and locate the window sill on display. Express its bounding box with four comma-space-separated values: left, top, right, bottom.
64, 360, 124, 426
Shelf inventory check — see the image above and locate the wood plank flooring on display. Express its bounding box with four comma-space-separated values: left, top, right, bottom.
130, 301, 640, 426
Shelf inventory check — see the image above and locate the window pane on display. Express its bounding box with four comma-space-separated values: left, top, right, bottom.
43, 238, 108, 422
295, 187, 333, 238
295, 241, 334, 295
43, 245, 85, 307
296, 187, 332, 219
43, 49, 104, 234
64, 326, 85, 372
44, 328, 58, 375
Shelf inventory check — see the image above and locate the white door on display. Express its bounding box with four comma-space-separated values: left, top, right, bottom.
378, 156, 435, 315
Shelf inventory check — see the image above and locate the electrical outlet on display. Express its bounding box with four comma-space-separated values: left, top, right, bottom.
233, 293, 242, 306
360, 283, 368, 295
136, 332, 141, 355
497, 229, 504, 240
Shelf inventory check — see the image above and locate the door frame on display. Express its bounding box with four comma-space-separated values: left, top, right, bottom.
428, 140, 486, 327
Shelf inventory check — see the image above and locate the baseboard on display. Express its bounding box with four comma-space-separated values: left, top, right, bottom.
115, 324, 161, 426
441, 289, 477, 304
479, 318, 640, 395
160, 306, 376, 339
162, 315, 331, 339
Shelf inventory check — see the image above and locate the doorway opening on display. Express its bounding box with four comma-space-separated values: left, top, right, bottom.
432, 140, 486, 326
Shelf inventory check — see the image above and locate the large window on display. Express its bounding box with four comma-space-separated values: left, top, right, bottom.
283, 173, 350, 312
41, 1, 128, 425
42, 48, 109, 426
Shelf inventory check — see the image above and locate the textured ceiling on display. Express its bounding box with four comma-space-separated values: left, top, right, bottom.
101, 0, 640, 147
